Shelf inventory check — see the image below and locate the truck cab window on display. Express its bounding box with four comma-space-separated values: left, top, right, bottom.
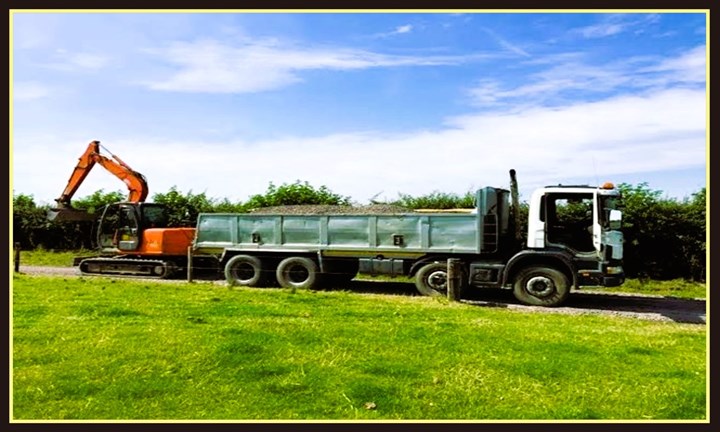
545, 193, 594, 252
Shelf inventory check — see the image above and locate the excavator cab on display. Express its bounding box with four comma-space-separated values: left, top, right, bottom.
97, 202, 171, 252
98, 203, 140, 251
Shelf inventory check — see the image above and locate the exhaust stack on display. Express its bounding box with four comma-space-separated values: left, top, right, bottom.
509, 169, 522, 245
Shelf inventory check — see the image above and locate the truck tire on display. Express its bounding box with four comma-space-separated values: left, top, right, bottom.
276, 257, 320, 290
415, 262, 448, 297
512, 266, 570, 307
224, 255, 265, 287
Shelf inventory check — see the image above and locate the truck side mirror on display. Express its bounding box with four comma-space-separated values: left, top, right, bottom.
608, 209, 622, 230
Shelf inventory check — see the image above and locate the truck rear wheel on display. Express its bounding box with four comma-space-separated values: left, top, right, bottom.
276, 257, 320, 290
224, 255, 265, 287
415, 262, 448, 297
512, 266, 570, 306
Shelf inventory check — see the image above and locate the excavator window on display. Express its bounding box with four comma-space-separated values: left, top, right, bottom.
142, 204, 170, 229
97, 204, 141, 251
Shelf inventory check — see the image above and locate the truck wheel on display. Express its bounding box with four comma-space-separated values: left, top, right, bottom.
224, 255, 265, 287
276, 257, 320, 290
512, 266, 570, 306
415, 262, 448, 297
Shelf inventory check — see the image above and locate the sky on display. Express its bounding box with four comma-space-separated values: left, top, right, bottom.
11, 11, 708, 206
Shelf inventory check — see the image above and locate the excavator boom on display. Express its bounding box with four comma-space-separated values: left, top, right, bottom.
48, 140, 150, 222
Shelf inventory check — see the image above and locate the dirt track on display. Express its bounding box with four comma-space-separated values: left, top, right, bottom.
16, 265, 706, 325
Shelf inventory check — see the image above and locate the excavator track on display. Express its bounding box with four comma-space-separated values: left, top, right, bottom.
78, 257, 178, 279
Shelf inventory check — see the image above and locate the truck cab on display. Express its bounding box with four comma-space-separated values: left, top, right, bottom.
525, 182, 625, 288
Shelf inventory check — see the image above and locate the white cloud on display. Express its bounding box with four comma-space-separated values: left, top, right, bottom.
142, 38, 495, 94
13, 81, 51, 101
14, 86, 705, 205
370, 24, 414, 39
573, 13, 661, 39
637, 45, 706, 83
11, 12, 61, 50
482, 27, 530, 57
395, 25, 413, 34
43, 50, 111, 72
467, 45, 706, 107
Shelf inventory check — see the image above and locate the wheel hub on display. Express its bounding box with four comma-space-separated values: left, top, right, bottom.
526, 276, 554, 297
427, 270, 447, 291
288, 265, 310, 283
234, 263, 255, 281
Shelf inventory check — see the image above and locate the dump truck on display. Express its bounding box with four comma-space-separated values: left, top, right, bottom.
192, 170, 625, 306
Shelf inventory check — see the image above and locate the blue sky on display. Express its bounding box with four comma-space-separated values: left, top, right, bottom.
11, 11, 707, 206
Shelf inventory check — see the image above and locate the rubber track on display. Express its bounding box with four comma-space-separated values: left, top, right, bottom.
78, 257, 174, 278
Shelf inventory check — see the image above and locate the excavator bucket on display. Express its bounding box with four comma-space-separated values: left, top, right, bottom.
47, 206, 96, 222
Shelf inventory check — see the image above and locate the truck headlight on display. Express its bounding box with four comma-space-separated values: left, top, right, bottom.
606, 266, 624, 275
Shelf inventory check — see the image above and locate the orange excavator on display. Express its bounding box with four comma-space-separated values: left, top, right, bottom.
49, 140, 196, 278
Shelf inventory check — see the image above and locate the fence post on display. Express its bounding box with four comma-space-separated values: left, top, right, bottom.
186, 246, 193, 283
14, 243, 21, 273
447, 258, 462, 302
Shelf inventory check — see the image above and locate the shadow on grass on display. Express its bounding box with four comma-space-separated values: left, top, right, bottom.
172, 270, 707, 325
561, 292, 706, 325
336, 279, 706, 325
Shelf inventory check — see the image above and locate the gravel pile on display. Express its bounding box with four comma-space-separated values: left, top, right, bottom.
248, 204, 411, 215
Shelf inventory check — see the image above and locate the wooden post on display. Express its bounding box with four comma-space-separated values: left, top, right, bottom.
186, 246, 193, 283
14, 242, 21, 273
447, 258, 462, 302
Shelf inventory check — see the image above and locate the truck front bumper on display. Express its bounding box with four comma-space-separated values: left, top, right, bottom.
577, 266, 624, 288
603, 275, 625, 287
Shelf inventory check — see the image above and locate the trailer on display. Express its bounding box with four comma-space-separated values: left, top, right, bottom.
192, 171, 625, 306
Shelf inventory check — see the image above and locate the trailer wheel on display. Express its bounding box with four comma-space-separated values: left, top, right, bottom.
415, 262, 448, 297
224, 255, 265, 287
276, 257, 320, 290
512, 266, 570, 306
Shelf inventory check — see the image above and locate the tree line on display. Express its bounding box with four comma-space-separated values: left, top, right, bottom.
12, 180, 706, 281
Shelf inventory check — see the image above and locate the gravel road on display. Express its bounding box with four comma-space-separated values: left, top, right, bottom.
16, 265, 706, 325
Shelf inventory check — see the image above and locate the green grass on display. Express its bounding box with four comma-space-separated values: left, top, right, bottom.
12, 274, 706, 421
15, 248, 97, 267
601, 278, 707, 299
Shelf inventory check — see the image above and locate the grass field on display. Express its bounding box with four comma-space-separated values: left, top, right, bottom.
11, 273, 707, 421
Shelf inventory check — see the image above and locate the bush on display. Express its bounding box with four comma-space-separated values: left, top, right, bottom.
242, 181, 351, 210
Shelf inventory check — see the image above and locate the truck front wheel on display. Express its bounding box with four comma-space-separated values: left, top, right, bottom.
224, 255, 266, 287
512, 266, 570, 307
276, 257, 320, 290
415, 262, 448, 297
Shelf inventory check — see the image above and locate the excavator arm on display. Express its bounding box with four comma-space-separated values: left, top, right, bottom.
48, 140, 150, 222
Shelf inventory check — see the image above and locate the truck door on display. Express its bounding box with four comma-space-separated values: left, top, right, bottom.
544, 193, 595, 253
